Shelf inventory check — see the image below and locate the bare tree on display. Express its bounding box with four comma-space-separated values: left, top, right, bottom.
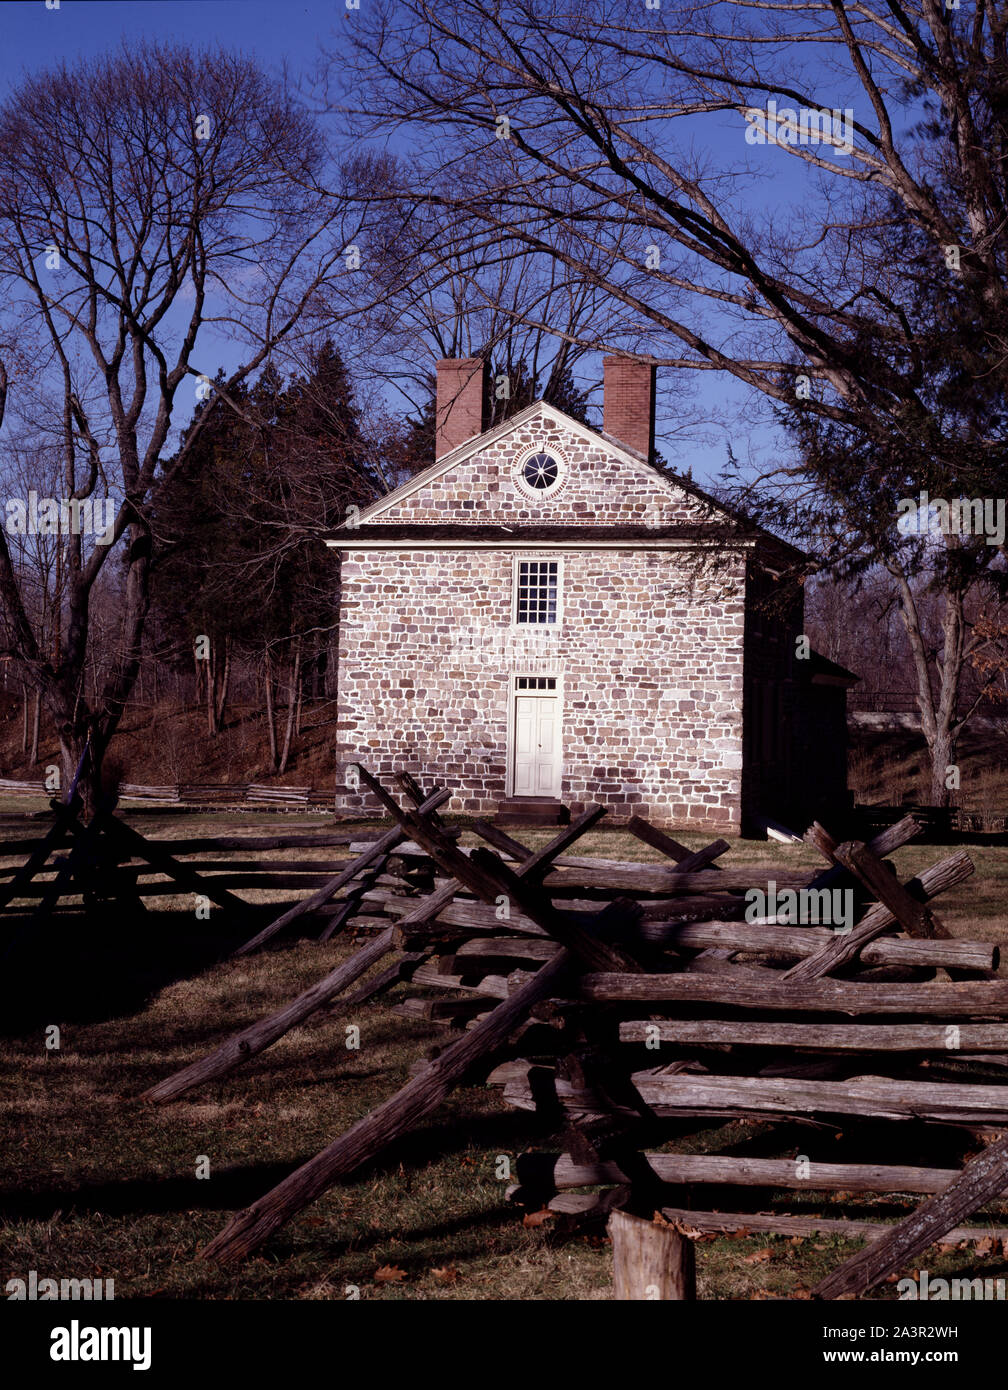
353, 171, 631, 424
338, 0, 1008, 802
0, 42, 371, 809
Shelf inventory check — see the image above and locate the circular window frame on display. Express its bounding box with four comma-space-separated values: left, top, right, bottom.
512, 445, 569, 501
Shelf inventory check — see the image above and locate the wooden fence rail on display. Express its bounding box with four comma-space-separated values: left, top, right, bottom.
0, 778, 335, 807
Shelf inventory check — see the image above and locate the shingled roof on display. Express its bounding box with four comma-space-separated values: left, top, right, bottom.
325, 522, 761, 547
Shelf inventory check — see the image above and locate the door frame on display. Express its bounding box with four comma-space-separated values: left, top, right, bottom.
506, 673, 564, 798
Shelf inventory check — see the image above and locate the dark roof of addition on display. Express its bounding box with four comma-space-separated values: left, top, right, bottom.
805, 650, 861, 686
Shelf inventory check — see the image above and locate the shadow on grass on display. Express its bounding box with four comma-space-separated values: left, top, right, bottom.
0, 1107, 546, 1223
0, 906, 283, 1034
260, 1199, 534, 1272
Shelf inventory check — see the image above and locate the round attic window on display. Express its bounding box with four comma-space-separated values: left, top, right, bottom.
523, 452, 559, 490
513, 447, 567, 500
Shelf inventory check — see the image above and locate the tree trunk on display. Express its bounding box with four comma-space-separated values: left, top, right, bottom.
58, 725, 100, 817
214, 635, 231, 728
930, 724, 956, 807
892, 558, 967, 809
264, 651, 279, 772
30, 689, 41, 765
278, 638, 301, 775
21, 682, 28, 755
294, 649, 304, 737
206, 640, 218, 737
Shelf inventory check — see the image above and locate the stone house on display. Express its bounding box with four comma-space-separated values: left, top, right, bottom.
326, 356, 856, 833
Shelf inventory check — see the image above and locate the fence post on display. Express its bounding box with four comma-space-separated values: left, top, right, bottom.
608, 1210, 696, 1300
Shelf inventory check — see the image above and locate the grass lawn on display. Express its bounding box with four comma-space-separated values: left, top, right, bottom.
2, 812, 1008, 1300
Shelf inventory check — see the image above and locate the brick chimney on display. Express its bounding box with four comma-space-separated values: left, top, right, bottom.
435, 357, 488, 460
603, 355, 657, 461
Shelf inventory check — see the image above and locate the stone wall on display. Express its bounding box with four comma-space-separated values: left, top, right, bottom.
336, 544, 747, 829
369, 407, 712, 528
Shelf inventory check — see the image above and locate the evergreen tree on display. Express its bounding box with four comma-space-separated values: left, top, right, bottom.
151, 344, 374, 762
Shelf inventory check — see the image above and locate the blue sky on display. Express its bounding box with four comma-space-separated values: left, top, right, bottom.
0, 1, 330, 84
0, 0, 878, 485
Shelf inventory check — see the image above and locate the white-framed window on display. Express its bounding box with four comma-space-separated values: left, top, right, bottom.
513, 556, 562, 625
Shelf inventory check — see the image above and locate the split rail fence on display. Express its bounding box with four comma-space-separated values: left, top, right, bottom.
0, 778, 327, 808
4, 769, 1008, 1299
127, 770, 1008, 1299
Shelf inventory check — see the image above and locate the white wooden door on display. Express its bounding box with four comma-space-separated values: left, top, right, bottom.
512, 692, 561, 797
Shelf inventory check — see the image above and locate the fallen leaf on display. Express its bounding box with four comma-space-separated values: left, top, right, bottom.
374, 1265, 407, 1284
743, 1247, 773, 1265
974, 1236, 998, 1257
431, 1266, 459, 1284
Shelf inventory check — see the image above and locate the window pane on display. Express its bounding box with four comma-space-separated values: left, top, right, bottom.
516, 560, 558, 624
